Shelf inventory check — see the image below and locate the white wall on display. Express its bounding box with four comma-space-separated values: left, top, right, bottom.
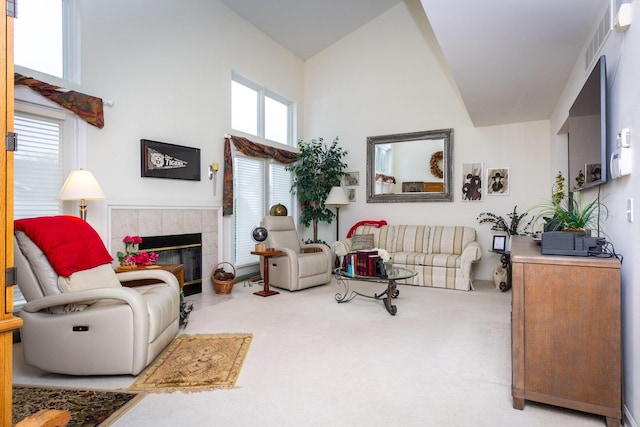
549, 1, 639, 423
77, 0, 304, 260
303, 0, 551, 280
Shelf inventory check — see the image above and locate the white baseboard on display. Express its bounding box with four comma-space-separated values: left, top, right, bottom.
625, 404, 638, 427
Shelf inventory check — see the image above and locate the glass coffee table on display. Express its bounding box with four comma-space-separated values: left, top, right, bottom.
333, 266, 417, 315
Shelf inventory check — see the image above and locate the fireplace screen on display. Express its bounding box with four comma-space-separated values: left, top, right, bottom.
139, 233, 202, 295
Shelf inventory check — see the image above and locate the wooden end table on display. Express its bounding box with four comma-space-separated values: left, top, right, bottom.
115, 264, 185, 290
251, 250, 282, 297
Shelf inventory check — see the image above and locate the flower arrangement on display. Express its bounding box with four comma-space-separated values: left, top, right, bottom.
377, 248, 391, 262
117, 235, 159, 267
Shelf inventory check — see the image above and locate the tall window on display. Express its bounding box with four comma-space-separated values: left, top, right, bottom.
234, 156, 292, 267
13, 108, 65, 311
231, 73, 293, 146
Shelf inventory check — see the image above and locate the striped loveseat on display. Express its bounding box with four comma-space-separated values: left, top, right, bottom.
331, 224, 482, 291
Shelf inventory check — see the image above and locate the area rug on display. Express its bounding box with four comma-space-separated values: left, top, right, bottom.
130, 333, 253, 393
12, 384, 144, 426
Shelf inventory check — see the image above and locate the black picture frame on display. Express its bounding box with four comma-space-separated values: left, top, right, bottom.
141, 139, 201, 181
492, 235, 507, 252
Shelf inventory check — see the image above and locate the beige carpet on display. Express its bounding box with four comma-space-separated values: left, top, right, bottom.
13, 280, 610, 426
130, 333, 252, 393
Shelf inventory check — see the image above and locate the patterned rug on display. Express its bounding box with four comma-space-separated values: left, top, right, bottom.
130, 333, 253, 393
12, 384, 144, 426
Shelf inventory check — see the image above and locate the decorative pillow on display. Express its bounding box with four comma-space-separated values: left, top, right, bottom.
57, 264, 122, 312
351, 233, 375, 250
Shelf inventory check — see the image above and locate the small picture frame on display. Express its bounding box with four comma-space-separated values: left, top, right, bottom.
347, 188, 357, 202
492, 235, 507, 252
343, 171, 360, 187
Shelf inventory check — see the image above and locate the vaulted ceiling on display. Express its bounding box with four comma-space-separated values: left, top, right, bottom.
219, 0, 607, 127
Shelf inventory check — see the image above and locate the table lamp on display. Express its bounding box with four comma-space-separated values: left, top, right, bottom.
325, 186, 350, 241
57, 169, 106, 220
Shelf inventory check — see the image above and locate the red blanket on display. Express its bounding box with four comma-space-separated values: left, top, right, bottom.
14, 215, 113, 277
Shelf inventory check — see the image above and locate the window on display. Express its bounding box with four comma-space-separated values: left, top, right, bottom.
231, 73, 293, 146
234, 156, 293, 267
14, 0, 63, 78
13, 108, 65, 311
14, 0, 79, 81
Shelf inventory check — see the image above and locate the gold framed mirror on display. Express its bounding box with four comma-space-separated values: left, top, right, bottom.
366, 129, 453, 203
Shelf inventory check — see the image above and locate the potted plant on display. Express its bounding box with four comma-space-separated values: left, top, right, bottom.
528, 171, 607, 233
477, 205, 532, 236
286, 136, 348, 242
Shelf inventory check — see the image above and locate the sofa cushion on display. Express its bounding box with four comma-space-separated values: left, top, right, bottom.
392, 252, 461, 268
429, 226, 477, 255
350, 234, 375, 250
391, 225, 430, 253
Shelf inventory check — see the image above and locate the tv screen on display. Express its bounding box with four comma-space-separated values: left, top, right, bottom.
568, 55, 607, 190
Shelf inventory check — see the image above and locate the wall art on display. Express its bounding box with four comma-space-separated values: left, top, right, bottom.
141, 139, 201, 181
461, 162, 483, 201
343, 171, 360, 187
486, 168, 509, 196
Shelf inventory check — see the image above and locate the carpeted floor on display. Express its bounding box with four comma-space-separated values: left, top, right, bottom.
130, 333, 253, 393
13, 279, 609, 426
12, 384, 143, 426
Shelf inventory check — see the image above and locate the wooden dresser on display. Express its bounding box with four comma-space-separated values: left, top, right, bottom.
510, 236, 622, 427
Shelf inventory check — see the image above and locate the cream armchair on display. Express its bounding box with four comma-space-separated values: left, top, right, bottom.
259, 216, 332, 291
13, 227, 179, 376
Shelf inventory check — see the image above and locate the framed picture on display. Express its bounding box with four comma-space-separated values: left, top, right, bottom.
492, 235, 507, 251
462, 162, 483, 201
141, 139, 201, 181
347, 188, 357, 202
486, 168, 509, 195
343, 171, 360, 187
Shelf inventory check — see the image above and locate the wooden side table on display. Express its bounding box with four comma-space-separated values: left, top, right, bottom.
251, 250, 282, 297
116, 264, 185, 290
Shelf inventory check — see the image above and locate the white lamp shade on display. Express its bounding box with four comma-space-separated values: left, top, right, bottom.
325, 186, 349, 206
57, 169, 106, 200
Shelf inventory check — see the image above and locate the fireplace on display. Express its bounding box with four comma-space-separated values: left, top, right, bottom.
139, 233, 202, 296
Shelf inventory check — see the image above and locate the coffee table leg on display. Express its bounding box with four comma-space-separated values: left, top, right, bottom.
383, 280, 398, 315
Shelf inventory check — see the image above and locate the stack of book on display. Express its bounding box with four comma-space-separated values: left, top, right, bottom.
342, 249, 380, 277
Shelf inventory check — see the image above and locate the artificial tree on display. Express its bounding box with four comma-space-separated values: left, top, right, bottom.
286, 136, 348, 242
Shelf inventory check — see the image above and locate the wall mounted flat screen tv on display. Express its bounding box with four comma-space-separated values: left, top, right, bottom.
567, 55, 607, 190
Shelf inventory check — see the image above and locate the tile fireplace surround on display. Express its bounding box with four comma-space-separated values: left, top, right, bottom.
108, 204, 221, 295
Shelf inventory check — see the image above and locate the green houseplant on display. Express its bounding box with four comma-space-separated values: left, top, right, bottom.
286, 137, 348, 242
529, 171, 607, 233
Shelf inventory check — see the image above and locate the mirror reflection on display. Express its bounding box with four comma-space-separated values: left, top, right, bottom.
366, 129, 453, 203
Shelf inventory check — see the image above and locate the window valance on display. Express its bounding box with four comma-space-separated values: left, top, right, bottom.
223, 135, 298, 216
14, 73, 105, 129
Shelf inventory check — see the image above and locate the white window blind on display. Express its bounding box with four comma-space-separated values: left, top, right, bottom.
14, 112, 64, 219
269, 163, 292, 209
234, 156, 265, 267
234, 157, 293, 268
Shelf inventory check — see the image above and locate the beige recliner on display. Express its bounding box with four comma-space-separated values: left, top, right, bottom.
13, 228, 180, 376
259, 216, 332, 291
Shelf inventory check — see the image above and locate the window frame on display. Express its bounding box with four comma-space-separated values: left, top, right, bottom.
231, 72, 295, 146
